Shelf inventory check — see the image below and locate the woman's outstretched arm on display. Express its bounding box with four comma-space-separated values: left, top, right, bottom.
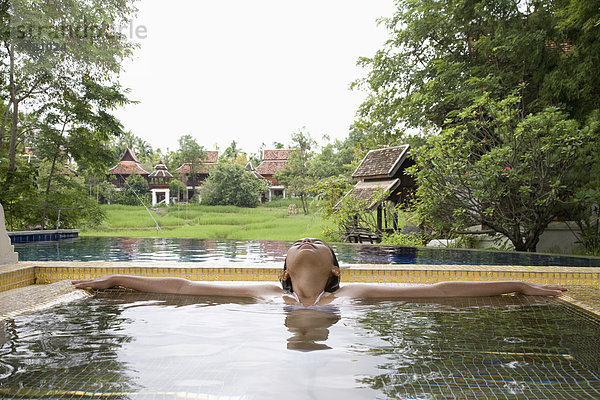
336, 281, 567, 299
72, 275, 283, 299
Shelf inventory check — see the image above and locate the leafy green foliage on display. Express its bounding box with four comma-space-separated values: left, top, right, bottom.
117, 173, 150, 206
311, 175, 353, 219
411, 89, 592, 251
0, 0, 137, 229
169, 178, 187, 201
0, 156, 40, 230
200, 162, 267, 208
380, 232, 424, 246
354, 0, 600, 144
94, 181, 119, 205
351, 0, 600, 253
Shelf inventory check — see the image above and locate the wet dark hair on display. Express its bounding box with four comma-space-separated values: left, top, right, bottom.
280, 242, 340, 293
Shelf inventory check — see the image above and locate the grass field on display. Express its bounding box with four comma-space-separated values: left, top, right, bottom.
81, 199, 335, 241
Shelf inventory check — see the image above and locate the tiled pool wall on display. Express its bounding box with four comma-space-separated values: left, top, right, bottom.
1, 261, 600, 319
2, 261, 598, 288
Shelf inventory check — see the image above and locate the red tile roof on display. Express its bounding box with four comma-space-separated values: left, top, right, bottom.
174, 151, 219, 174
175, 162, 216, 175
120, 148, 141, 163
108, 161, 149, 176
108, 148, 149, 176
255, 149, 303, 176
255, 160, 289, 176
263, 149, 300, 161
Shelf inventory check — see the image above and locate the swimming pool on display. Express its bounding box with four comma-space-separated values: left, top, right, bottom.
1, 291, 599, 399
13, 236, 600, 267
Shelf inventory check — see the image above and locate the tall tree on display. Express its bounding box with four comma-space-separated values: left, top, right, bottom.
354, 0, 600, 143
274, 129, 315, 214
0, 0, 137, 228
174, 134, 206, 201
2, 0, 137, 175
34, 78, 128, 227
411, 89, 593, 252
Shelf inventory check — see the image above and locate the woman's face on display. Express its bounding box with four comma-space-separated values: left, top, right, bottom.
286, 238, 335, 273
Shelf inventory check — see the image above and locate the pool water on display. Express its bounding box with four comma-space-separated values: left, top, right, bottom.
13, 236, 600, 266
1, 292, 599, 399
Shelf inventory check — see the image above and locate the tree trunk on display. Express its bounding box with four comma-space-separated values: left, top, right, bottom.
8, 43, 19, 175
41, 153, 59, 229
300, 193, 308, 215
183, 173, 189, 202
0, 98, 12, 145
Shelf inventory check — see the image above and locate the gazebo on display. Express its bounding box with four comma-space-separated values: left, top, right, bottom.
337, 145, 416, 242
148, 160, 173, 206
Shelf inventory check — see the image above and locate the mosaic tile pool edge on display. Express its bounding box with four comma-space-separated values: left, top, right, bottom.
31, 265, 600, 287
1, 262, 599, 292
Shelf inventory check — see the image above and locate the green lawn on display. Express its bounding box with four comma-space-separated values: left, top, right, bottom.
81, 199, 335, 241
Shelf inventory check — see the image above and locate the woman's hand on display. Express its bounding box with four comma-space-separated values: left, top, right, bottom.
517, 282, 567, 296
72, 276, 116, 290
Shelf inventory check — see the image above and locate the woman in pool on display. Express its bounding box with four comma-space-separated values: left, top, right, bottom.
72, 237, 567, 306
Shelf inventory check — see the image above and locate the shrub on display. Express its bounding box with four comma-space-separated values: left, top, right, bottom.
200, 162, 268, 207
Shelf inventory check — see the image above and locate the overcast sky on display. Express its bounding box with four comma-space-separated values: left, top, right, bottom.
114, 0, 396, 155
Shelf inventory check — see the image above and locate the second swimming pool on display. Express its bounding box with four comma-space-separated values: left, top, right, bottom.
1, 291, 599, 399
13, 236, 600, 267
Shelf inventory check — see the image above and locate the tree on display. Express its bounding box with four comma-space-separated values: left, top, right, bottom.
117, 173, 149, 206
248, 142, 265, 168
2, 0, 137, 175
28, 160, 105, 229
0, 0, 137, 228
354, 0, 600, 143
94, 180, 119, 204
174, 135, 205, 202
410, 89, 592, 252
33, 78, 128, 227
112, 131, 154, 165
222, 140, 242, 161
311, 175, 353, 220
0, 154, 39, 230
200, 162, 267, 208
274, 151, 312, 214
169, 178, 186, 203
274, 130, 314, 214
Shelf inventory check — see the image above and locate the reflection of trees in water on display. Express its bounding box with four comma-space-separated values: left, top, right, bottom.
284, 308, 340, 351
352, 297, 600, 399
0, 298, 139, 397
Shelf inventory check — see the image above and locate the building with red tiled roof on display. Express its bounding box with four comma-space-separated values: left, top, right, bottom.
174, 151, 219, 201
108, 148, 150, 188
255, 149, 303, 201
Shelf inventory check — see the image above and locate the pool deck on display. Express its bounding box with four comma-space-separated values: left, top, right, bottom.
1, 261, 600, 320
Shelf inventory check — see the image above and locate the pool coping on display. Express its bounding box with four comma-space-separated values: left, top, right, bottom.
1, 261, 600, 320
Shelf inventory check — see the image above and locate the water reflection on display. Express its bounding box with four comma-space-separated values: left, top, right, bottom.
2, 293, 600, 399
351, 297, 600, 399
0, 299, 139, 398
284, 308, 341, 351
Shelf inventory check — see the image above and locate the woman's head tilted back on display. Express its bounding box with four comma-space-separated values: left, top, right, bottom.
281, 238, 340, 293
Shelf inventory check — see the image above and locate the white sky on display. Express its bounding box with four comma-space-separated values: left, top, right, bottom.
114, 0, 396, 155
